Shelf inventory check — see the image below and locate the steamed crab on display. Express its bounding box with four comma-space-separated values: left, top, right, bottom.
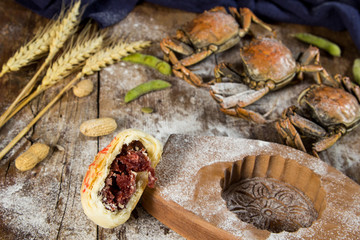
210, 37, 337, 123
276, 75, 360, 157
160, 6, 272, 87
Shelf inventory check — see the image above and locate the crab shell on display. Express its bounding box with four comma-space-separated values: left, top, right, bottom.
298, 84, 360, 129
240, 38, 297, 89
182, 9, 239, 50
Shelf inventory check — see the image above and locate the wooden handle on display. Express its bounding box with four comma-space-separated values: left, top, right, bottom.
141, 187, 238, 240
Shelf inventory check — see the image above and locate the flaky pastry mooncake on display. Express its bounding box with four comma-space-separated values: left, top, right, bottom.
81, 129, 162, 228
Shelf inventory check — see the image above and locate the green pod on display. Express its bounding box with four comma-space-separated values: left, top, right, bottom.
141, 107, 154, 114
124, 79, 171, 103
353, 58, 360, 85
122, 53, 172, 75
293, 33, 341, 57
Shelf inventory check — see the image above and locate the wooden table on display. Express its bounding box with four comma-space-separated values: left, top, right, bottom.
0, 0, 359, 239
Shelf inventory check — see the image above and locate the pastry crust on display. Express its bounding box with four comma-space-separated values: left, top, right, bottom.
80, 129, 162, 228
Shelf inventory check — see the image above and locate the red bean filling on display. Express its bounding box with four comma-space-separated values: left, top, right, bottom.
100, 141, 157, 212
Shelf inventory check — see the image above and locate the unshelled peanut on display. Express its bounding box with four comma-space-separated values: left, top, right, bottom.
73, 79, 94, 97
15, 143, 50, 171
80, 117, 117, 137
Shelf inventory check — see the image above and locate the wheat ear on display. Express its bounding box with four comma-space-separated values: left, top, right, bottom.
81, 40, 152, 75
48, 1, 83, 58
0, 40, 150, 160
0, 1, 82, 128
0, 21, 57, 79
3, 30, 104, 125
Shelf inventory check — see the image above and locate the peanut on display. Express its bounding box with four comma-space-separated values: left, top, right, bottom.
73, 79, 94, 97
15, 143, 50, 171
80, 117, 117, 137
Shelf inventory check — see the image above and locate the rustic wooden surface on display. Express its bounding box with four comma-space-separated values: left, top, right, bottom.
0, 0, 359, 239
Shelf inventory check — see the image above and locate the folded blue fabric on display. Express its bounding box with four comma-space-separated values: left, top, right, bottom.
15, 0, 360, 51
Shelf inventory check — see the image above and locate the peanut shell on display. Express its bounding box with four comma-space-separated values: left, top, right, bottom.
15, 143, 50, 171
80, 117, 117, 137
73, 79, 94, 97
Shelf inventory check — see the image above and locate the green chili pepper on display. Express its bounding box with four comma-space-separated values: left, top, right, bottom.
293, 33, 341, 57
124, 79, 171, 103
353, 58, 360, 85
122, 53, 172, 75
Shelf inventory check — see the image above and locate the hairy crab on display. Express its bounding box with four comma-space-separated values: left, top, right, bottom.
209, 37, 337, 123
276, 75, 360, 157
160, 6, 272, 87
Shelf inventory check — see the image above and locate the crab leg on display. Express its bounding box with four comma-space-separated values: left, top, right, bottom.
218, 106, 266, 123
160, 37, 211, 87
312, 131, 343, 154
173, 49, 214, 68
214, 62, 242, 83
282, 106, 327, 137
221, 87, 269, 109
299, 46, 321, 65
211, 66, 270, 108
232, 87, 271, 123
297, 46, 320, 82
174, 65, 209, 87
299, 64, 335, 86
214, 86, 269, 123
276, 106, 346, 157
210, 82, 271, 123
163, 50, 202, 87
212, 62, 273, 123
229, 7, 272, 37
210, 82, 249, 96
297, 46, 338, 87
160, 36, 194, 63
275, 117, 307, 152
160, 37, 194, 56
235, 107, 268, 123
335, 74, 360, 102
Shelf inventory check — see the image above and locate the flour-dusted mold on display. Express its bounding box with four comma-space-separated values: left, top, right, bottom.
153, 134, 360, 239
80, 129, 162, 228
221, 155, 326, 233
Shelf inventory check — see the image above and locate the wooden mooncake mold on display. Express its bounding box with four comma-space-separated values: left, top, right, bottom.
221, 155, 326, 233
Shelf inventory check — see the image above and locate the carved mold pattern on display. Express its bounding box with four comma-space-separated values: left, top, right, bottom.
222, 177, 318, 233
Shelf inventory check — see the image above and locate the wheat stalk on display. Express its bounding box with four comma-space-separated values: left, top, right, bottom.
0, 1, 83, 128
0, 39, 151, 160
3, 29, 104, 125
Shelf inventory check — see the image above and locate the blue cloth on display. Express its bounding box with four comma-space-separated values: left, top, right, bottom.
15, 0, 360, 50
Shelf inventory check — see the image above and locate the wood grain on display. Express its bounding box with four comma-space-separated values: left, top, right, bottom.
0, 0, 359, 239
142, 187, 237, 240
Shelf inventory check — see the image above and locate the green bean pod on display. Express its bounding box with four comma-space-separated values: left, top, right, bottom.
141, 107, 154, 114
293, 33, 341, 57
122, 53, 172, 75
353, 58, 360, 85
124, 79, 171, 103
